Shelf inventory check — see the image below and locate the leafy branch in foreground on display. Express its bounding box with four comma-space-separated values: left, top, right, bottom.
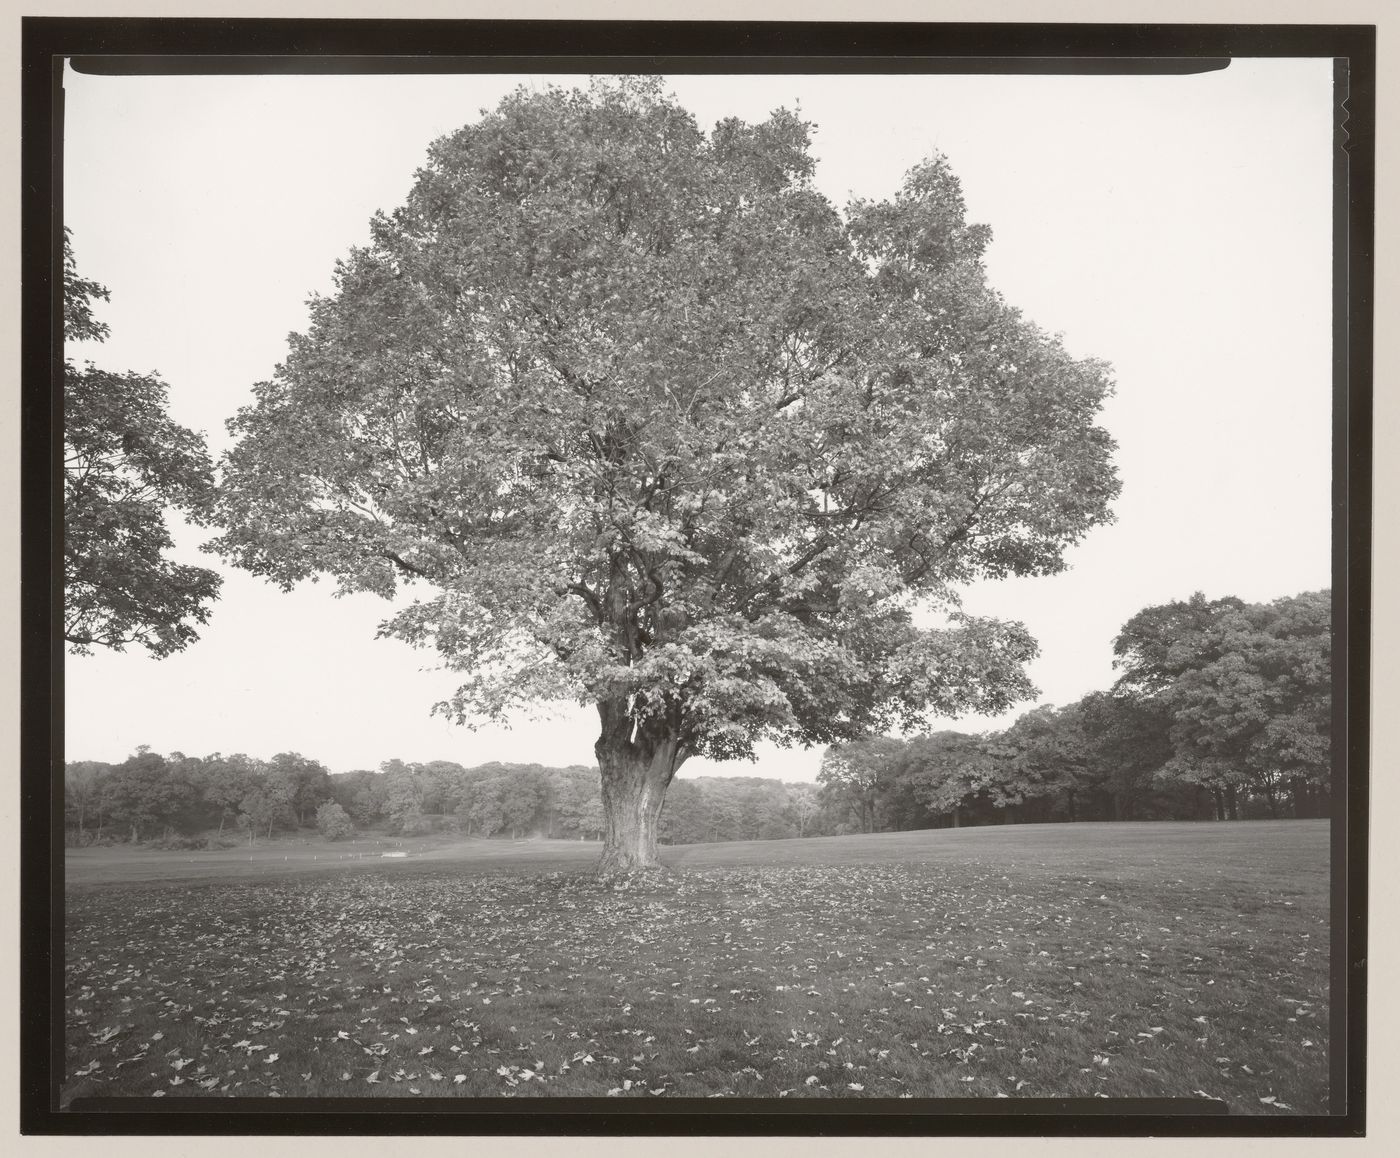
63, 231, 222, 657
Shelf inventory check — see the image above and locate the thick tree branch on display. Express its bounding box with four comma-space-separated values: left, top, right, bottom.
381, 550, 433, 579
567, 582, 604, 624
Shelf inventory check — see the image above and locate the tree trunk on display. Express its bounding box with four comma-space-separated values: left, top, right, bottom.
594, 700, 686, 877
951, 806, 961, 829
1065, 789, 1077, 823
1212, 788, 1225, 821
1226, 785, 1239, 820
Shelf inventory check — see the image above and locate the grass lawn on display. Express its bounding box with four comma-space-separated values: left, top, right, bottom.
63, 819, 1329, 1113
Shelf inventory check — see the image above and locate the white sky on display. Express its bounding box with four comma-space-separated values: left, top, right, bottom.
61, 62, 1334, 782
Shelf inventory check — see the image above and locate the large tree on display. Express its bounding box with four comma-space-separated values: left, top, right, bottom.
212, 78, 1120, 874
268, 751, 334, 827
1116, 590, 1331, 818
1076, 689, 1175, 820
818, 736, 907, 834
63, 231, 222, 656
996, 702, 1097, 822
898, 730, 998, 828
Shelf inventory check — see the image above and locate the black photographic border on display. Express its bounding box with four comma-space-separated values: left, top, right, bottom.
19, 17, 1375, 1138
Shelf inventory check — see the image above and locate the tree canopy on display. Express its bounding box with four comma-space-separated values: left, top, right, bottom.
212, 78, 1121, 871
63, 230, 222, 656
1114, 589, 1331, 816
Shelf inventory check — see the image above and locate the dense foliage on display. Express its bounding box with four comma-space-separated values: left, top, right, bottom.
817, 589, 1332, 829
63, 231, 222, 656
210, 77, 1120, 871
1113, 589, 1332, 819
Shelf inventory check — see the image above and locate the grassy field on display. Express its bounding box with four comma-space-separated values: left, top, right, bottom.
63, 820, 1330, 1113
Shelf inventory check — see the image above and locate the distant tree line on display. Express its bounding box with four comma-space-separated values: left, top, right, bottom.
65, 748, 341, 848
61, 750, 827, 848
817, 589, 1332, 831
63, 752, 600, 848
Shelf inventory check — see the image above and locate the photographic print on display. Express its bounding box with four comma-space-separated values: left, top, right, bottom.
23, 20, 1370, 1135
